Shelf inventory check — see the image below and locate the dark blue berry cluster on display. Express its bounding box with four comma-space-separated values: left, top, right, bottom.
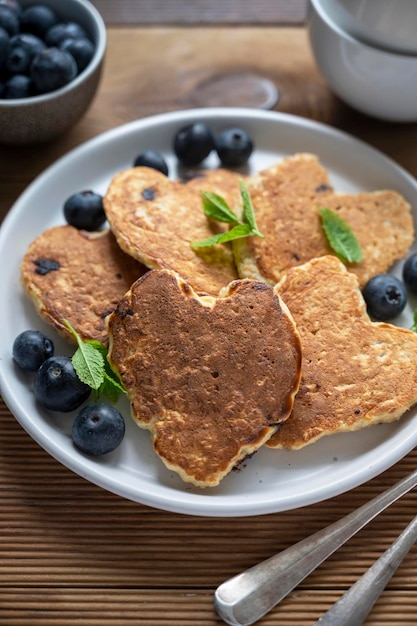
132, 123, 254, 179
13, 329, 125, 456
0, 1, 95, 99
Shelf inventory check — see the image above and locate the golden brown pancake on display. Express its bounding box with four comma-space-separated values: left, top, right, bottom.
267, 255, 417, 450
233, 153, 414, 287
107, 269, 302, 487
21, 225, 147, 345
103, 167, 240, 296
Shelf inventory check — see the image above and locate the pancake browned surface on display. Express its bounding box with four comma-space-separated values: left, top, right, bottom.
267, 255, 417, 450
233, 153, 414, 287
103, 167, 240, 296
107, 269, 302, 488
21, 225, 147, 345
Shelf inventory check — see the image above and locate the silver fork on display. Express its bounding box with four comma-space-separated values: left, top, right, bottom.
214, 467, 417, 626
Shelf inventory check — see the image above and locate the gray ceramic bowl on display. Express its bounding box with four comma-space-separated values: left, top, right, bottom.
0, 0, 106, 145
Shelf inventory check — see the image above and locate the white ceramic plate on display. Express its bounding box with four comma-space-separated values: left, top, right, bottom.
1, 108, 417, 518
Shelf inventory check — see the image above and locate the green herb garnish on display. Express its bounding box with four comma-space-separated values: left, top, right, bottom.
63, 320, 125, 401
191, 179, 264, 249
411, 309, 417, 333
319, 206, 363, 264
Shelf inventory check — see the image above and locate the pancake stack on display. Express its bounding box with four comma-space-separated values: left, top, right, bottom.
20, 153, 417, 487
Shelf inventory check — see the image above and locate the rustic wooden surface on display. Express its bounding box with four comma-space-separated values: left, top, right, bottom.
2, 14, 417, 626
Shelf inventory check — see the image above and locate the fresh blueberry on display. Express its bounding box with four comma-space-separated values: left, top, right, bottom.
60, 36, 94, 72
63, 190, 106, 231
133, 150, 169, 176
215, 127, 254, 167
72, 402, 125, 456
33, 355, 90, 412
0, 5, 19, 36
0, 0, 22, 16
362, 274, 407, 321
45, 21, 88, 47
173, 122, 214, 166
403, 253, 417, 294
13, 329, 54, 372
30, 47, 77, 94
3, 73, 31, 97
20, 4, 58, 38
6, 33, 45, 74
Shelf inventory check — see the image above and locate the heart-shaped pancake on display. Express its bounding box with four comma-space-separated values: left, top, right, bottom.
107, 269, 302, 487
233, 153, 414, 287
103, 167, 241, 296
268, 255, 417, 450
21, 225, 147, 345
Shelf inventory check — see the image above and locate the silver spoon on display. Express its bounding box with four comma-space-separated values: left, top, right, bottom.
314, 513, 417, 625
214, 467, 417, 626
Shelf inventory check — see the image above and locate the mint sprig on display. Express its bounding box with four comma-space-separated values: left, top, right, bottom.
63, 320, 125, 401
411, 309, 417, 333
319, 206, 363, 264
191, 179, 264, 249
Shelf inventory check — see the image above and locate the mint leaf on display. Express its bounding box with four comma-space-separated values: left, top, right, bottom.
201, 191, 239, 224
63, 319, 125, 400
72, 342, 105, 390
319, 206, 363, 264
191, 182, 263, 249
98, 370, 125, 402
240, 178, 264, 237
191, 223, 253, 248
64, 320, 104, 390
412, 309, 417, 332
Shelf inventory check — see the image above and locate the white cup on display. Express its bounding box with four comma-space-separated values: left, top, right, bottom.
318, 0, 417, 54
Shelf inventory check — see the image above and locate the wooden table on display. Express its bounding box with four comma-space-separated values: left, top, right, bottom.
2, 5, 417, 625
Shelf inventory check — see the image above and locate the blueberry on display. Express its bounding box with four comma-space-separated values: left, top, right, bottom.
60, 37, 94, 72
72, 403, 125, 456
6, 33, 45, 74
173, 122, 214, 166
3, 73, 31, 97
45, 21, 88, 47
362, 274, 407, 321
33, 355, 90, 412
133, 150, 169, 176
0, 5, 19, 36
13, 329, 54, 372
20, 4, 58, 38
63, 190, 106, 231
30, 47, 77, 94
403, 253, 417, 293
215, 127, 254, 167
0, 0, 21, 16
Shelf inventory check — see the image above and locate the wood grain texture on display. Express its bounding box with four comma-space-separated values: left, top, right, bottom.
89, 0, 309, 25
2, 397, 417, 625
2, 24, 417, 626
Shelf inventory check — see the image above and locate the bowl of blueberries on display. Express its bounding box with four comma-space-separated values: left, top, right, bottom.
0, 0, 106, 145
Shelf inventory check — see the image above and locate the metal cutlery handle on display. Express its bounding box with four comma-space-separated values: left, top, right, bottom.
214, 468, 417, 626
314, 513, 417, 626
